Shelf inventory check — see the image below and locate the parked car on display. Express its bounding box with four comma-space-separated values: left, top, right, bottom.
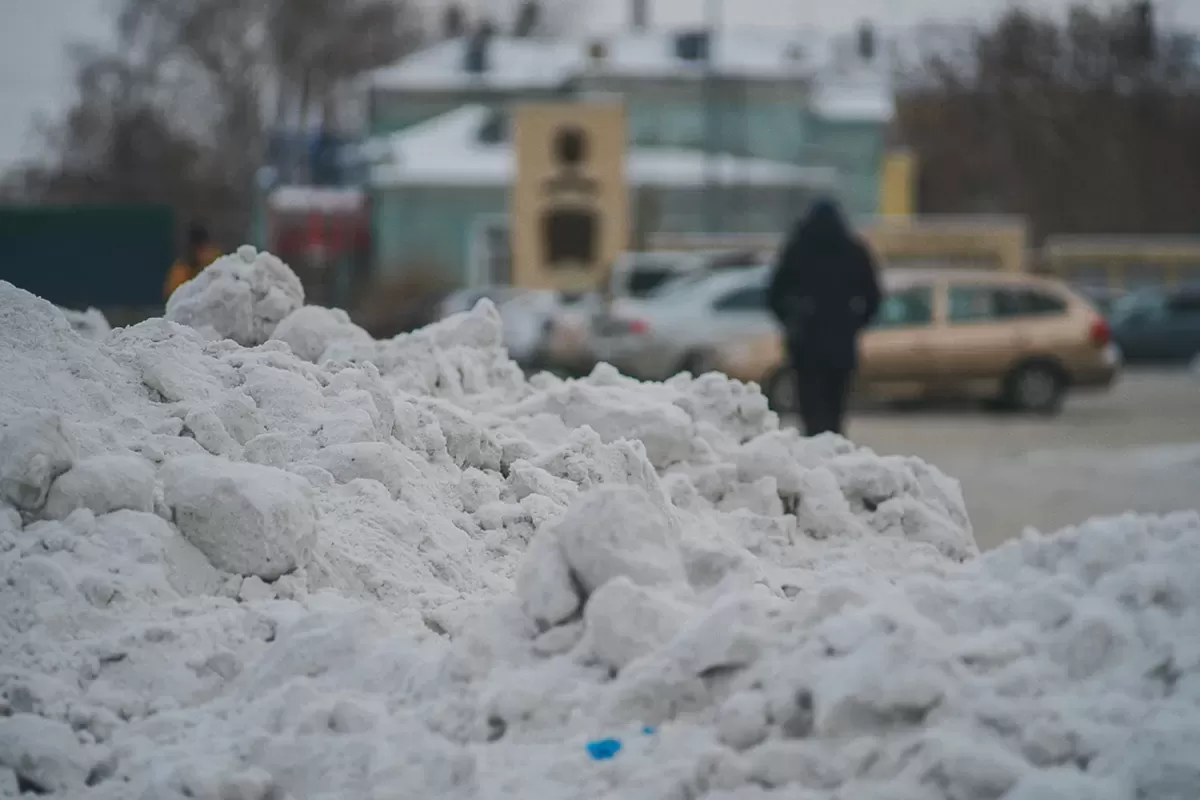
608, 251, 708, 301
1110, 285, 1200, 364
591, 264, 777, 380
1074, 285, 1126, 319
541, 292, 603, 377
711, 269, 1120, 415
607, 249, 761, 301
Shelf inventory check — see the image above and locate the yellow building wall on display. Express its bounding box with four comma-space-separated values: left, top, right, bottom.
879, 149, 917, 218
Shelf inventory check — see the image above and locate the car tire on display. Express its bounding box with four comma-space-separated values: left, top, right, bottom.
678, 350, 718, 378
1004, 362, 1066, 415
763, 367, 799, 415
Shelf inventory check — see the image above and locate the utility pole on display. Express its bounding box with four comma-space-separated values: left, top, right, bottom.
702, 0, 722, 236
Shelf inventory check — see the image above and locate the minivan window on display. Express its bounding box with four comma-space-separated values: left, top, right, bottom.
948, 286, 1067, 322
874, 286, 934, 328
948, 286, 999, 322
999, 288, 1068, 317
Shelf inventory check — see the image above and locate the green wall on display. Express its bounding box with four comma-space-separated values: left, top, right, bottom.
371, 185, 508, 282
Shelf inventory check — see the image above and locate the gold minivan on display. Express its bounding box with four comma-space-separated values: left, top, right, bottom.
712, 269, 1120, 414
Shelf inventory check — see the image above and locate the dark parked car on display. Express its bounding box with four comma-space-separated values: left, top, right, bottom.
1075, 286, 1126, 319
1111, 286, 1200, 364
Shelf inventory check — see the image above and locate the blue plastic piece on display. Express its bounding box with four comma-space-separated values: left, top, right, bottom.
586, 738, 623, 761
642, 726, 656, 735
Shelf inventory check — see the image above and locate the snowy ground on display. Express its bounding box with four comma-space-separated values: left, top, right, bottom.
2, 251, 1199, 799
837, 371, 1200, 550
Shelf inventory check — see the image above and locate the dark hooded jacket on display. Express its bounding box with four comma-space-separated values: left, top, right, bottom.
768, 200, 881, 370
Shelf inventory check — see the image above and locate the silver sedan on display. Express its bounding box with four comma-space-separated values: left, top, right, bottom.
590, 265, 778, 380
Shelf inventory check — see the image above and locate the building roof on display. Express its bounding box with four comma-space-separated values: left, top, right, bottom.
590, 28, 822, 79
368, 37, 582, 91
810, 74, 894, 122
364, 105, 838, 190
368, 27, 893, 122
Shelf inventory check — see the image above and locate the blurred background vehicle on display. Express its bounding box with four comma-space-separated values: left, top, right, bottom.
1110, 285, 1200, 364
591, 261, 774, 380
713, 269, 1119, 415
608, 251, 709, 301
607, 249, 761, 300
542, 292, 603, 377
1075, 286, 1127, 319
439, 249, 765, 378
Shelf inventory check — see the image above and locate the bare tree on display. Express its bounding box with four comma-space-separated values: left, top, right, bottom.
20, 0, 424, 245
895, 2, 1200, 240
471, 0, 587, 37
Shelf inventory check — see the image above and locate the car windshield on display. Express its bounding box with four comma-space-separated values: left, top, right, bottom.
644, 269, 712, 298
647, 263, 770, 300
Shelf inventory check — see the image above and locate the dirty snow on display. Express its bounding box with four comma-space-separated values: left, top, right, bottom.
1, 253, 1198, 799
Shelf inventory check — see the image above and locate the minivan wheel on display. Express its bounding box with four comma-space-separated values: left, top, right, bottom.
1005, 362, 1066, 415
764, 367, 799, 415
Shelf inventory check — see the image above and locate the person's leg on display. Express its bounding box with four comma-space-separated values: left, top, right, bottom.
825, 367, 852, 436
792, 367, 830, 434
791, 360, 824, 437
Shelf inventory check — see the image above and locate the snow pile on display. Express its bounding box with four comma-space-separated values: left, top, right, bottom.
165, 245, 304, 346
2, 259, 1198, 799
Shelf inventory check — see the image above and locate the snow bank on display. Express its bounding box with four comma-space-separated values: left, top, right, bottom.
1, 263, 1197, 800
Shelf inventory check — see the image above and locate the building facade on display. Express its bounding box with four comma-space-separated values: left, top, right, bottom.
318, 26, 894, 287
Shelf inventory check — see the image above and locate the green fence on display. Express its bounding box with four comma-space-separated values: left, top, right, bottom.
0, 205, 175, 310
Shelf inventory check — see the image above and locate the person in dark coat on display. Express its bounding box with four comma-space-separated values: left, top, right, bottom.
768, 198, 881, 437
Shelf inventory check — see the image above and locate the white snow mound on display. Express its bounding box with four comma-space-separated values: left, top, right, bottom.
1, 257, 1198, 800
165, 245, 304, 345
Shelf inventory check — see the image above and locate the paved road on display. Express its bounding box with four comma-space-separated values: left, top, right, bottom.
838, 370, 1200, 550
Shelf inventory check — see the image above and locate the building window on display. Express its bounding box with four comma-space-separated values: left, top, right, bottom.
471, 217, 511, 286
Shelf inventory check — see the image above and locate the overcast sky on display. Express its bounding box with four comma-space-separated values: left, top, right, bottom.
3, 0, 1198, 171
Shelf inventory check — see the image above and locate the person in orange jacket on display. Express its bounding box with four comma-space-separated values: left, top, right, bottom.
164, 223, 222, 300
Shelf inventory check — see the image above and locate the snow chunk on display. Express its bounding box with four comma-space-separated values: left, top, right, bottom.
0, 715, 92, 793
518, 380, 695, 468
584, 576, 691, 670
516, 530, 581, 631
0, 411, 76, 512
43, 455, 155, 520
716, 690, 771, 750
554, 484, 687, 595
161, 454, 317, 579
165, 249, 304, 346
270, 305, 371, 363
308, 442, 415, 498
